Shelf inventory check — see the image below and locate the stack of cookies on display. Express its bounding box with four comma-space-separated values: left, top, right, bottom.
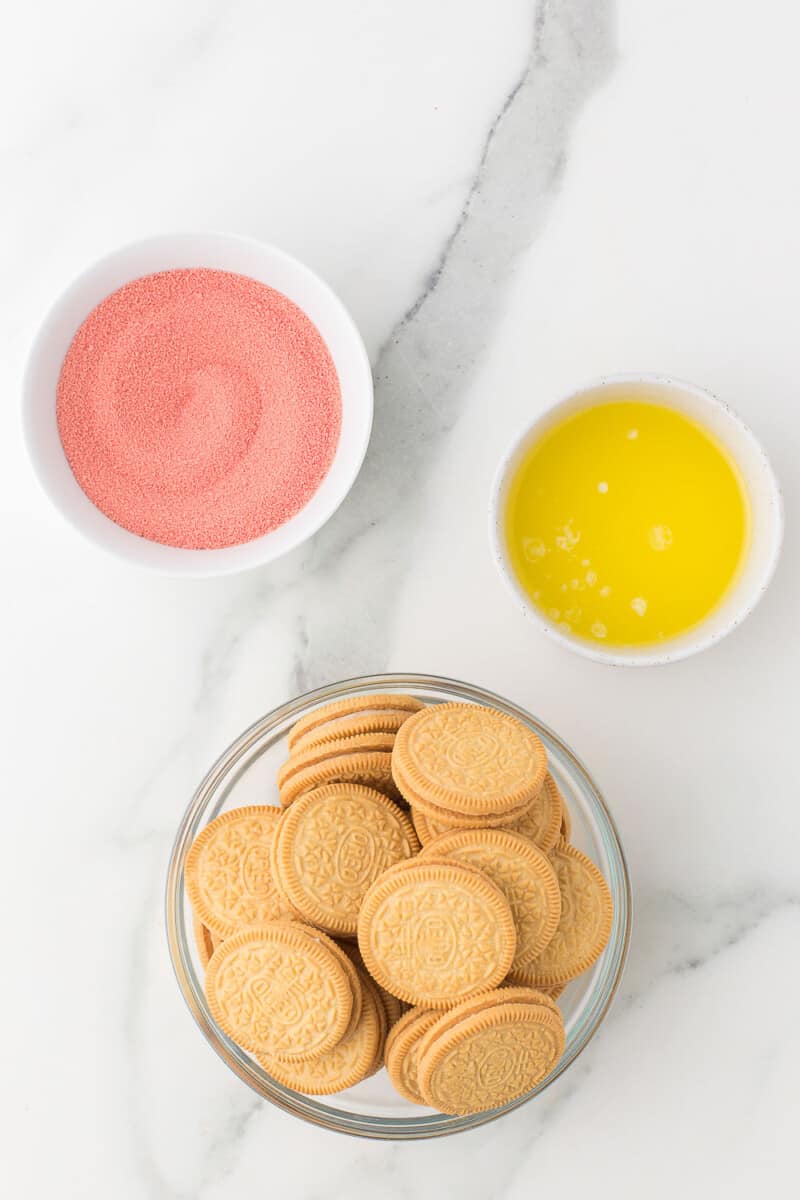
277, 693, 424, 807
185, 694, 613, 1116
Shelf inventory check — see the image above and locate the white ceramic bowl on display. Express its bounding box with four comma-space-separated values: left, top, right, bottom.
489, 375, 784, 666
23, 233, 373, 577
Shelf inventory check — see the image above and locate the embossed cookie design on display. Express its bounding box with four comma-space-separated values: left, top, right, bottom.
256, 967, 381, 1094
393, 702, 547, 817
302, 925, 364, 1040
524, 842, 613, 986
418, 1000, 565, 1115
205, 922, 353, 1060
273, 783, 419, 935
357, 859, 516, 1007
185, 806, 289, 938
413, 985, 561, 1069
421, 828, 561, 970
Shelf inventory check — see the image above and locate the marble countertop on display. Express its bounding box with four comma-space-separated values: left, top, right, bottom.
3, 1, 798, 1195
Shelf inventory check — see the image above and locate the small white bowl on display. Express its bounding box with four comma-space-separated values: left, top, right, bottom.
23, 233, 373, 577
489, 375, 784, 666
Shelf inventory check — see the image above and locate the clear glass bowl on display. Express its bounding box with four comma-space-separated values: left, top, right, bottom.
165, 673, 631, 1139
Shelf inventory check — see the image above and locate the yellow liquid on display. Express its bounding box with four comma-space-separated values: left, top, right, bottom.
505, 398, 750, 648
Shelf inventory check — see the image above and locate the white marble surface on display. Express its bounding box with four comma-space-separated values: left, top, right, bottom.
2, 0, 799, 1195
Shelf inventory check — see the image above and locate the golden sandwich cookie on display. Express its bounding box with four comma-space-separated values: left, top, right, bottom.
421, 828, 561, 970
185, 806, 289, 939
393, 702, 547, 819
279, 752, 398, 809
277, 733, 396, 794
413, 985, 561, 1069
384, 1007, 441, 1104
523, 842, 613, 987
410, 772, 562, 852
290, 709, 413, 755
256, 966, 381, 1094
204, 921, 353, 1061
272, 782, 418, 935
357, 858, 516, 1008
288, 693, 424, 751
418, 1000, 565, 1115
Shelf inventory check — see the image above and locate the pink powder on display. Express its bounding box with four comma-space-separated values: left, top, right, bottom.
56, 268, 342, 549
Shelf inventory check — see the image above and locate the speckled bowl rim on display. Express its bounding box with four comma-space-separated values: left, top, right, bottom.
489, 374, 784, 667
165, 672, 631, 1139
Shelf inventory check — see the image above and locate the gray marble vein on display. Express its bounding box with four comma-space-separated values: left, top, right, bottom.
194, 0, 617, 700
120, 2, 619, 1190
618, 885, 800, 1006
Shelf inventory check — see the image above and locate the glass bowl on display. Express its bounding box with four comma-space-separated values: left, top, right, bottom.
166, 673, 631, 1139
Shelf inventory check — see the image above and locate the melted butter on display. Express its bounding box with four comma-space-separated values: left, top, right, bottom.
505, 398, 750, 647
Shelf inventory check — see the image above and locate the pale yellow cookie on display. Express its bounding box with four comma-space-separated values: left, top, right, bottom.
410, 803, 521, 843
288, 693, 424, 750
256, 967, 380, 1094
273, 783, 419, 935
410, 775, 561, 850
291, 923, 363, 1043
522, 842, 613, 987
393, 702, 547, 818
418, 1002, 565, 1115
506, 965, 566, 1001
357, 859, 516, 1008
338, 939, 406, 1032
405, 786, 534, 829
249, 918, 364, 1044
205, 922, 353, 1061
414, 985, 561, 1069
509, 773, 563, 853
268, 819, 303, 922
384, 1007, 440, 1104
277, 733, 396, 792
361, 971, 390, 1076
291, 710, 412, 754
410, 805, 439, 846
377, 987, 405, 1030
421, 828, 561, 970
368, 852, 490, 890
185, 806, 289, 939
279, 752, 397, 808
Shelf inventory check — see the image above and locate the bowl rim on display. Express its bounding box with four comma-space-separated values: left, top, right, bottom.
21, 231, 374, 578
165, 672, 632, 1139
488, 372, 784, 667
